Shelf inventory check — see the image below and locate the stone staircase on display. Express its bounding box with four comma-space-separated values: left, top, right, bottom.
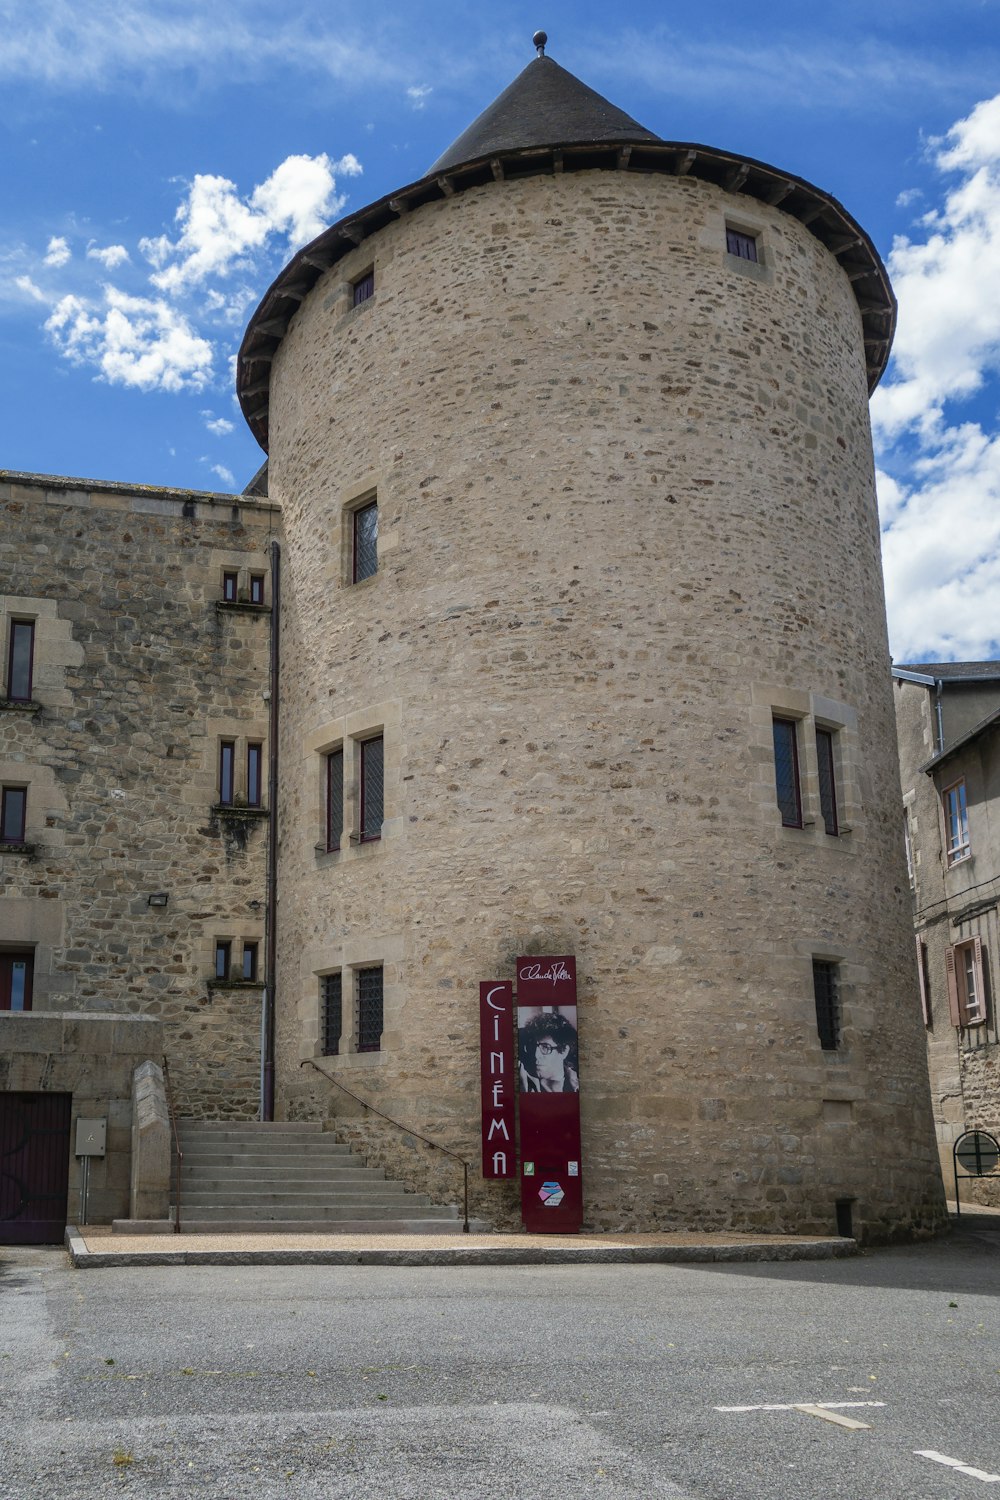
173, 1121, 481, 1234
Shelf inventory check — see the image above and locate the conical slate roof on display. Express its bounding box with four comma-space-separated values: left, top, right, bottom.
428, 54, 660, 175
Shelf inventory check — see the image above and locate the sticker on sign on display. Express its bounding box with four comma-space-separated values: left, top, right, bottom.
539, 1181, 565, 1207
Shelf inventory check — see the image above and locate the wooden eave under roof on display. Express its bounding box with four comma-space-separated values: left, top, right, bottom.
237, 139, 896, 453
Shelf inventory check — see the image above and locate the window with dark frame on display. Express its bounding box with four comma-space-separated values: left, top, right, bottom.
947, 937, 987, 1027
0, 785, 26, 843
214, 940, 231, 981
726, 227, 758, 262
815, 727, 839, 836
326, 747, 344, 852
7, 620, 35, 701
0, 951, 33, 1012
322, 972, 343, 1056
222, 571, 238, 602
242, 942, 258, 982
249, 574, 265, 606
352, 269, 375, 306
812, 959, 840, 1050
943, 779, 970, 864
360, 736, 384, 843
772, 717, 802, 828
247, 742, 263, 808
356, 966, 383, 1052
352, 498, 378, 583
219, 740, 235, 806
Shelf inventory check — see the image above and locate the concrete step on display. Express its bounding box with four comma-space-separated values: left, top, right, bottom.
172, 1201, 458, 1222
180, 1188, 424, 1206
175, 1166, 384, 1183
176, 1150, 360, 1168
173, 1218, 487, 1235
177, 1121, 323, 1134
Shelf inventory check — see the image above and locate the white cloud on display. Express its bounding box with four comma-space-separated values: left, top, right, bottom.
43, 235, 71, 267
201, 410, 234, 436
45, 287, 213, 392
87, 242, 130, 269
209, 463, 235, 488
407, 85, 432, 109
15, 274, 47, 302
140, 153, 362, 294
874, 91, 1000, 661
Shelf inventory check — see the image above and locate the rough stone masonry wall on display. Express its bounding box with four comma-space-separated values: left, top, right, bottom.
0, 473, 277, 1118
269, 168, 944, 1240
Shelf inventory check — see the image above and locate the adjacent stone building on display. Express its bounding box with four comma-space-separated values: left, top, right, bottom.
2, 41, 946, 1241
894, 662, 1000, 1205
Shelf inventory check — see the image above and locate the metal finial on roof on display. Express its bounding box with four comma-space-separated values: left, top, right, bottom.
533, 30, 547, 57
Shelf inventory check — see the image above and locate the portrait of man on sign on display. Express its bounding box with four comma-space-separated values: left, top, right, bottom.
518, 1008, 579, 1094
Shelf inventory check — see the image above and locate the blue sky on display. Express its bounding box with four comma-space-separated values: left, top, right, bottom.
2, 0, 1000, 661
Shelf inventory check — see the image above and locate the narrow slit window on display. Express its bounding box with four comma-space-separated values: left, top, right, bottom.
249, 574, 265, 606
1, 952, 33, 1012
222, 571, 239, 602
772, 717, 802, 828
356, 966, 383, 1052
242, 942, 258, 982
214, 940, 231, 981
326, 747, 343, 852
360, 736, 384, 843
247, 743, 263, 808
352, 269, 375, 306
812, 959, 840, 1050
726, 227, 758, 262
219, 741, 236, 806
353, 498, 378, 583
7, 620, 35, 701
816, 728, 839, 836
322, 973, 343, 1056
0, 786, 26, 843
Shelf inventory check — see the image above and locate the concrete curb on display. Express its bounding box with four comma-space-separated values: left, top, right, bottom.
64, 1227, 857, 1269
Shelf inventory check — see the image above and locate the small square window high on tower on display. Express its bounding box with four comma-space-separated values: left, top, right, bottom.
726, 227, 758, 262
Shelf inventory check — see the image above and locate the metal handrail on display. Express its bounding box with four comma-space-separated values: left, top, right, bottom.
162, 1054, 183, 1235
301, 1058, 470, 1232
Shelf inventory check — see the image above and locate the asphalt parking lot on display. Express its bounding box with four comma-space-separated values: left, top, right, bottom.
2, 1226, 998, 1499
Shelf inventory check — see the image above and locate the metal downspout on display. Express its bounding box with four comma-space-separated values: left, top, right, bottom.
263, 539, 280, 1121
935, 679, 944, 755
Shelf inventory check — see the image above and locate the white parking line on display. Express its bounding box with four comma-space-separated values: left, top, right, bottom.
793, 1404, 872, 1430
715, 1401, 885, 1413
916, 1451, 1000, 1483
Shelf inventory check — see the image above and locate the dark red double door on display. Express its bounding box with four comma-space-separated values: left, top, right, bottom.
0, 1093, 72, 1244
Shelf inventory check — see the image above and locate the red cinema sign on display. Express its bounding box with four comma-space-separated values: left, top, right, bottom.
517, 954, 583, 1233
479, 981, 515, 1178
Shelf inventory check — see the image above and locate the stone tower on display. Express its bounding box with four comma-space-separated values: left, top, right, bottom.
238, 40, 944, 1239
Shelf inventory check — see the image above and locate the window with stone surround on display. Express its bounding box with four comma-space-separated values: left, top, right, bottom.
242, 941, 259, 982
772, 717, 802, 828
0, 951, 33, 1011
359, 735, 384, 843
726, 226, 758, 262
326, 746, 344, 852
1, 785, 26, 844
222, 571, 238, 603
219, 741, 236, 806
943, 779, 970, 865
352, 497, 378, 584
812, 959, 840, 1050
321, 972, 342, 1056
214, 939, 231, 981
249, 573, 265, 605
947, 937, 987, 1027
247, 743, 263, 808
352, 268, 375, 306
5, 619, 34, 702
356, 966, 383, 1052
815, 726, 839, 836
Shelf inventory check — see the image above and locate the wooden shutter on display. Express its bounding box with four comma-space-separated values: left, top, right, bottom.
945, 945, 962, 1026
915, 936, 930, 1026
968, 935, 986, 1024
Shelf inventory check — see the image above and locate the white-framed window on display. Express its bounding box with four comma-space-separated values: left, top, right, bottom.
946, 937, 986, 1026
943, 779, 970, 864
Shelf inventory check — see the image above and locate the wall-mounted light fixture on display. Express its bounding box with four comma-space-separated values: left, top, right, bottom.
147, 893, 169, 908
